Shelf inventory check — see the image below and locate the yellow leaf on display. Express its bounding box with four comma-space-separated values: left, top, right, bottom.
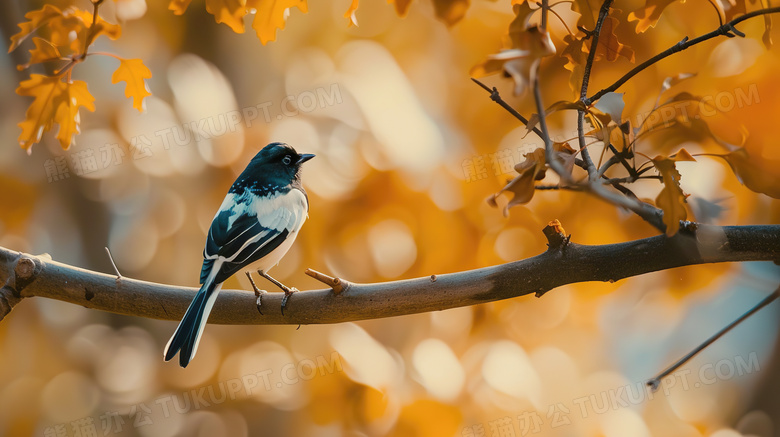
388, 0, 414, 17
432, 0, 470, 27
54, 80, 96, 150
169, 0, 194, 15
344, 0, 360, 26
43, 8, 120, 54
17, 37, 61, 71
15, 75, 95, 152
8, 4, 64, 53
651, 150, 695, 236
206, 0, 248, 33
247, 0, 308, 45
656, 184, 687, 236
594, 16, 635, 62
628, 0, 676, 33
111, 58, 152, 112
718, 148, 780, 199
71, 9, 122, 48
16, 74, 66, 152
487, 148, 547, 215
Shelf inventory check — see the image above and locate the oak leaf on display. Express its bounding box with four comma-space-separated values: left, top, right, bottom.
17, 37, 61, 71
652, 149, 696, 236
54, 80, 96, 150
487, 148, 547, 215
593, 16, 635, 62
628, 0, 677, 33
111, 58, 152, 112
8, 4, 64, 53
206, 0, 248, 33
16, 75, 95, 152
247, 0, 308, 45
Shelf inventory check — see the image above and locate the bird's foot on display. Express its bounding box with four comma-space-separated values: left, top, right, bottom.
281, 287, 298, 316
245, 271, 268, 315
258, 270, 298, 315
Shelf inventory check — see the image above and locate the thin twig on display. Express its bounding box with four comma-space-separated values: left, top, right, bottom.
104, 247, 122, 279
577, 0, 614, 178
647, 286, 780, 391
587, 7, 780, 104
471, 78, 545, 141
531, 61, 572, 183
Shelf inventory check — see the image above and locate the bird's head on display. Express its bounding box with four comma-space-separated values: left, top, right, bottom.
249, 142, 315, 183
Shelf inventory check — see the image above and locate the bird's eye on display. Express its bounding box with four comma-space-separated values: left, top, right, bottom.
282, 155, 292, 165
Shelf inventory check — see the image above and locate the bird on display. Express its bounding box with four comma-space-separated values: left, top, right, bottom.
164, 142, 314, 367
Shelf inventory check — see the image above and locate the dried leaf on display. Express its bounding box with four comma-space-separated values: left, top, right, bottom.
651, 149, 695, 236
169, 0, 194, 15
561, 34, 586, 92
205, 0, 248, 33
593, 92, 625, 125
470, 26, 555, 95
247, 0, 308, 45
628, 0, 676, 33
488, 148, 547, 215
111, 58, 152, 112
8, 4, 64, 53
345, 0, 360, 26
593, 16, 635, 62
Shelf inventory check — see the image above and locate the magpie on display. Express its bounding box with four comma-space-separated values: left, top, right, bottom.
164, 142, 314, 367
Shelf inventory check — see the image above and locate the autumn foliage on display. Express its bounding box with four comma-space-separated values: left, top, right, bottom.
4, 0, 780, 435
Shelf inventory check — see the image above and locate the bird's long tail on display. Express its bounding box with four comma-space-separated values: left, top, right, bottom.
164, 278, 223, 367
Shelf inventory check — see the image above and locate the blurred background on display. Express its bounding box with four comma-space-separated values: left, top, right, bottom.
1, 0, 779, 436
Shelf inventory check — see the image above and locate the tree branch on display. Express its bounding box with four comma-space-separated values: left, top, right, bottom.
586, 7, 780, 105
1, 224, 778, 325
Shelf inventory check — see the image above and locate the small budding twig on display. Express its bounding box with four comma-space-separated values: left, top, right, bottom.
104, 247, 122, 286
305, 268, 345, 295
543, 219, 570, 250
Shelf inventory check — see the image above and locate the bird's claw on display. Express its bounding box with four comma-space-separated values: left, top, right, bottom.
281, 287, 298, 316
245, 271, 268, 315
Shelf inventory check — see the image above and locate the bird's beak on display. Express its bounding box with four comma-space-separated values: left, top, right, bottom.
297, 153, 315, 164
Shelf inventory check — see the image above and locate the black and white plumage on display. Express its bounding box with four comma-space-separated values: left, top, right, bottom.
164, 143, 314, 367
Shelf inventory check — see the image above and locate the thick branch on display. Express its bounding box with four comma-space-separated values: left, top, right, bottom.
1, 224, 778, 325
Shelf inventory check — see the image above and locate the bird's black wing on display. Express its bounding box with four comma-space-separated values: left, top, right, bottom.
200, 190, 304, 284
